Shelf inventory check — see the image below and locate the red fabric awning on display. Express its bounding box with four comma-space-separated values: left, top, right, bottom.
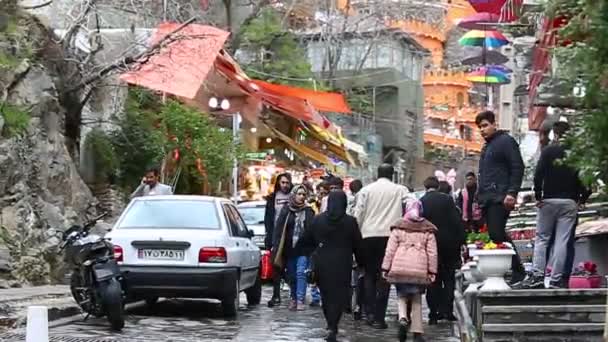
527, 15, 568, 130
120, 23, 230, 99
118, 22, 343, 136
251, 80, 352, 114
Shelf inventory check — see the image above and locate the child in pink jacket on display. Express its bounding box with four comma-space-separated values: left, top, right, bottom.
382, 199, 438, 342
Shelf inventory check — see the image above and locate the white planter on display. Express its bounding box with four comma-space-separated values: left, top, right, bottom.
462, 261, 485, 294
476, 249, 516, 291
467, 244, 479, 257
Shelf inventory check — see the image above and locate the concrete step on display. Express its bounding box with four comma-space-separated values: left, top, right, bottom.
477, 288, 607, 306
482, 323, 605, 342
482, 304, 606, 324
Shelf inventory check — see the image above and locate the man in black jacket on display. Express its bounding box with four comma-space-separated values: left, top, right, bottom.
421, 176, 466, 324
476, 111, 526, 283
515, 122, 591, 289
264, 172, 293, 307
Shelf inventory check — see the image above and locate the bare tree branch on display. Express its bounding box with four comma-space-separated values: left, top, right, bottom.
66, 16, 196, 94
20, 0, 53, 10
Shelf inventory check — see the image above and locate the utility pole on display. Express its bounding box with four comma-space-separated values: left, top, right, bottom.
232, 113, 240, 204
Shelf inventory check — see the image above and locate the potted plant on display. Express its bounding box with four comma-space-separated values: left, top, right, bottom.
466, 225, 490, 259
475, 241, 516, 291
569, 261, 602, 289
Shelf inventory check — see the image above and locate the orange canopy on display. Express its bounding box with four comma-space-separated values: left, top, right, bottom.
251, 80, 352, 114
120, 23, 230, 99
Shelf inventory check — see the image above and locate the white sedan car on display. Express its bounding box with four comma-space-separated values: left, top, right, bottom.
236, 201, 266, 249
106, 195, 261, 317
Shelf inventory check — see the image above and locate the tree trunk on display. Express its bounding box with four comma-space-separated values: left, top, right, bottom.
222, 0, 233, 32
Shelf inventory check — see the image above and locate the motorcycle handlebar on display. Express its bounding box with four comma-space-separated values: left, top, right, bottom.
83, 212, 109, 231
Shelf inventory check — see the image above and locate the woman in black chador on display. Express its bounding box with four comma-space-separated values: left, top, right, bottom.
303, 191, 363, 341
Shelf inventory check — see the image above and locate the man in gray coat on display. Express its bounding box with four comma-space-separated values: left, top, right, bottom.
130, 167, 173, 199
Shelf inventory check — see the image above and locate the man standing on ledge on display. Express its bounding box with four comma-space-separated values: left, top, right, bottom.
476, 111, 526, 283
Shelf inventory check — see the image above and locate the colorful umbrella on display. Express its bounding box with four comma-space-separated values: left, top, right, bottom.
487, 64, 512, 73
466, 67, 511, 84
459, 30, 509, 48
467, 0, 507, 14
457, 12, 500, 30
461, 50, 509, 66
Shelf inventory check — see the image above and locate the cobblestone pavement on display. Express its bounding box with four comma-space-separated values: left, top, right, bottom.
0, 287, 458, 342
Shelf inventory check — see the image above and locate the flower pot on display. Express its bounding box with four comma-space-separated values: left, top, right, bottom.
467, 244, 479, 257
569, 275, 603, 289
462, 261, 485, 294
476, 249, 516, 291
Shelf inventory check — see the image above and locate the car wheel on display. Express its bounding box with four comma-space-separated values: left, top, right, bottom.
245, 273, 262, 305
221, 279, 239, 317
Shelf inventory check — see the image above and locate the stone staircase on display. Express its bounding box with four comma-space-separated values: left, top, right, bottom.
475, 289, 607, 341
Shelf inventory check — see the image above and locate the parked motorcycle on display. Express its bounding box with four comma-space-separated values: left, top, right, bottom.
59, 212, 125, 331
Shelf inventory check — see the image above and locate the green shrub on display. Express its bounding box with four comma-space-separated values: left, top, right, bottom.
84, 129, 119, 182
1, 103, 30, 137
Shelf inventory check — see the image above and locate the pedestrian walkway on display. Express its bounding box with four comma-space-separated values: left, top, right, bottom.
0, 285, 77, 331
0, 286, 458, 341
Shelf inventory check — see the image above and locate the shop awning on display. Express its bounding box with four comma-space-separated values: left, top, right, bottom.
251, 80, 352, 114
120, 23, 230, 99
528, 15, 569, 130
265, 125, 334, 167
303, 123, 357, 166
343, 139, 367, 160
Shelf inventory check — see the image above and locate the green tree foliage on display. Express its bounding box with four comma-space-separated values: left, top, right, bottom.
238, 8, 318, 89
111, 89, 165, 191
158, 101, 239, 194
547, 0, 608, 188
83, 129, 118, 182
110, 88, 239, 195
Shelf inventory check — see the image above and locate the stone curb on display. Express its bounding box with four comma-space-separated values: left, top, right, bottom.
0, 291, 81, 330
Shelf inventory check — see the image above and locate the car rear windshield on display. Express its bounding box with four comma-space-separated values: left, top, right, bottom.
117, 200, 220, 229
238, 206, 265, 226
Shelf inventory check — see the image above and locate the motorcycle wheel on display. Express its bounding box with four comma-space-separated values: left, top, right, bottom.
100, 278, 125, 331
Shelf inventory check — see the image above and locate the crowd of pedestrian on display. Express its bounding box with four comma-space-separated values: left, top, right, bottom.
263, 164, 455, 342
124, 106, 591, 341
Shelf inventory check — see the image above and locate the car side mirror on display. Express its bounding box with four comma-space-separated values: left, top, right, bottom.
247, 229, 255, 238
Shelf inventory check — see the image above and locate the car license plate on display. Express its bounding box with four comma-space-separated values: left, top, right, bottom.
138, 249, 185, 260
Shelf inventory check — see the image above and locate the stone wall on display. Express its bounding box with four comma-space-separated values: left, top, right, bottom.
0, 13, 97, 284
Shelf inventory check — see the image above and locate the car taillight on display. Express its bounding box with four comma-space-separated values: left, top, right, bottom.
113, 245, 123, 262
199, 247, 227, 263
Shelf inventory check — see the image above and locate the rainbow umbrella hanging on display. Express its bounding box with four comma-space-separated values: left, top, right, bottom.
457, 12, 500, 30
466, 67, 511, 84
461, 50, 509, 66
459, 30, 509, 48
486, 64, 512, 73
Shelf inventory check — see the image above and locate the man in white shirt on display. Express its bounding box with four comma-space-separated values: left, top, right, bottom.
130, 167, 173, 199
354, 164, 410, 329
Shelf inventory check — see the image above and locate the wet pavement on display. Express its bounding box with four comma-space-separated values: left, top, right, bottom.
0, 287, 458, 341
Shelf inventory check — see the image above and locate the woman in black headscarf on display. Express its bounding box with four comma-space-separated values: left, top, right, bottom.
303, 191, 363, 342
